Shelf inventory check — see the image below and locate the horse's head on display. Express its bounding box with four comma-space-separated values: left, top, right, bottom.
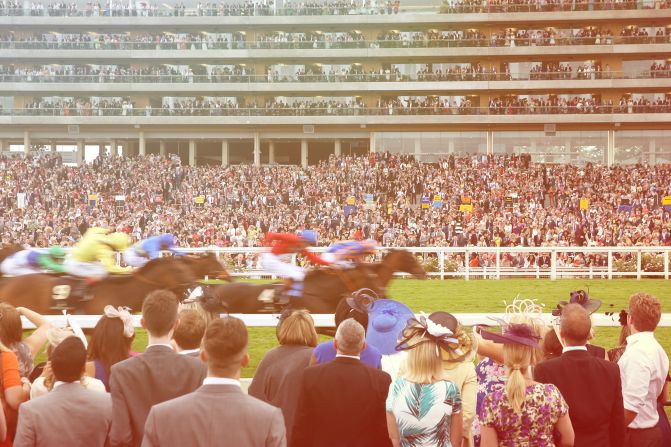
135, 258, 200, 292
181, 253, 232, 281
384, 250, 427, 279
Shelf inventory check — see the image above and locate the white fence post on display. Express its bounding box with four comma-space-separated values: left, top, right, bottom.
464, 250, 470, 281
550, 250, 557, 280
665, 251, 669, 280
495, 250, 500, 280
607, 251, 613, 280
637, 250, 642, 280
439, 250, 445, 280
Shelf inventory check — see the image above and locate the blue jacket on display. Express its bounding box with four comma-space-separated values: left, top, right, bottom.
138, 233, 181, 259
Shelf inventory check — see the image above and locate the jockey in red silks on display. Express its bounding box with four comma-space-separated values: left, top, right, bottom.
260, 230, 331, 299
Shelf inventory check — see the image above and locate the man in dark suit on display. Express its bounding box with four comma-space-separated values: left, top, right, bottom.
110, 290, 207, 447
142, 316, 286, 447
534, 304, 625, 447
15, 337, 112, 447
292, 319, 392, 447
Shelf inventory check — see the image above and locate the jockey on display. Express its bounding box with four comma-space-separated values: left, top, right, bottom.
63, 228, 133, 280
123, 233, 182, 268
260, 230, 331, 299
0, 246, 66, 276
324, 239, 378, 267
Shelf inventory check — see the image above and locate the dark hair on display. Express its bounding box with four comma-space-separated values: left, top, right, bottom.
87, 315, 133, 378
203, 317, 247, 375
52, 337, 87, 383
0, 303, 23, 347
173, 310, 206, 350
542, 329, 563, 361
142, 290, 179, 337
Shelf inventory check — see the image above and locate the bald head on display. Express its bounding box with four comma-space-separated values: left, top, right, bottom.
560, 303, 592, 346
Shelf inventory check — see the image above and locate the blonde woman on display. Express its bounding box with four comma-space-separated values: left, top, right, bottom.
386, 314, 463, 447
479, 323, 574, 447
248, 309, 318, 445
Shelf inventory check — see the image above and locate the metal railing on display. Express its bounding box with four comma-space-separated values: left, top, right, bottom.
0, 0, 663, 17
173, 245, 671, 281
9, 104, 671, 116
0, 35, 665, 51
0, 70, 664, 84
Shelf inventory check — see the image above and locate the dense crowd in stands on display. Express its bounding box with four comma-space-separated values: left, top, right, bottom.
2, 152, 671, 257
0, 25, 667, 50
17, 93, 671, 116
0, 61, 662, 83
0, 288, 666, 446
1, 0, 402, 16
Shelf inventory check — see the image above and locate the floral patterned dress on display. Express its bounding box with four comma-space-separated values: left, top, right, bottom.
481, 383, 568, 447
472, 357, 507, 447
386, 377, 462, 447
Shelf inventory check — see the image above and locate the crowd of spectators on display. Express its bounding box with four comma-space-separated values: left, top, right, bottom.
440, 0, 666, 13
2, 151, 671, 265
0, 286, 666, 447
0, 0, 402, 16
0, 25, 667, 51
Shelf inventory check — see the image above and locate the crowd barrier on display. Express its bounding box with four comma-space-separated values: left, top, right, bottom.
21, 312, 671, 329
174, 245, 671, 281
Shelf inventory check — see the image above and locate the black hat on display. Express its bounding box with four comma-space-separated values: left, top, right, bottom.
552, 290, 601, 317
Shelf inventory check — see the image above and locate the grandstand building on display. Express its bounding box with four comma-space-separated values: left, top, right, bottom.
1, 1, 670, 165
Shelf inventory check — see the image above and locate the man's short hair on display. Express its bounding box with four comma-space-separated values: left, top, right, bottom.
335, 319, 365, 356
203, 316, 248, 375
142, 290, 179, 337
559, 303, 592, 346
173, 310, 206, 350
629, 293, 662, 332
51, 336, 87, 383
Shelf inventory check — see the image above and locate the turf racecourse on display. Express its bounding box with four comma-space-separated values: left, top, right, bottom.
122, 278, 670, 377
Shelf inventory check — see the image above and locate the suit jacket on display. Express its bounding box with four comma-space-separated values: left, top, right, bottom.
291, 356, 392, 447
534, 349, 625, 447
142, 384, 286, 447
110, 345, 207, 447
14, 382, 112, 447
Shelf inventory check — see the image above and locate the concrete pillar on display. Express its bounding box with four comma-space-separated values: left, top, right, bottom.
301, 140, 308, 168
253, 133, 261, 166
23, 130, 30, 154
487, 130, 494, 155
268, 141, 275, 164
369, 132, 377, 153
0, 140, 4, 153
110, 140, 117, 157
50, 141, 56, 152
448, 140, 455, 154
607, 130, 615, 167
334, 139, 341, 156
159, 140, 166, 157
221, 140, 229, 166
649, 138, 656, 165
76, 140, 84, 165
414, 137, 422, 160
188, 139, 196, 166
138, 131, 146, 156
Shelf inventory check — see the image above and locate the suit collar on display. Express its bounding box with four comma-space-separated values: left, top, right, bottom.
333, 356, 362, 365
198, 384, 244, 394
145, 345, 175, 354
50, 381, 88, 395
561, 349, 590, 358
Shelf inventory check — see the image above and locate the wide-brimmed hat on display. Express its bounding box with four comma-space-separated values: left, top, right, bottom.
480, 322, 540, 348
428, 312, 474, 363
365, 299, 414, 355
551, 289, 602, 316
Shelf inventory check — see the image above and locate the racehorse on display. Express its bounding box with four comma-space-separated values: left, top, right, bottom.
178, 253, 232, 281
0, 257, 199, 315
200, 249, 426, 314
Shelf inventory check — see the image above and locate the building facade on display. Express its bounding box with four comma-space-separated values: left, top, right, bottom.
0, 1, 670, 165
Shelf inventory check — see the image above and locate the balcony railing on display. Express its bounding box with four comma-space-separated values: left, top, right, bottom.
0, 0, 663, 17
0, 35, 666, 51
0, 70, 664, 83
6, 105, 671, 117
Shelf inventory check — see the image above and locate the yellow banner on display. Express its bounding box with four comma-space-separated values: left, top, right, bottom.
663, 196, 671, 206
580, 199, 589, 210
194, 195, 205, 204
459, 204, 473, 213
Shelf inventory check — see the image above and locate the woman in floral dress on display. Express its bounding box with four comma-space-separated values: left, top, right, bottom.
386, 314, 463, 447
479, 323, 574, 447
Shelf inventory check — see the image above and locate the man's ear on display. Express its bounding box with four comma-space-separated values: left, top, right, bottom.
241, 352, 250, 368
333, 339, 339, 351
200, 349, 207, 363
361, 341, 366, 352
140, 317, 146, 329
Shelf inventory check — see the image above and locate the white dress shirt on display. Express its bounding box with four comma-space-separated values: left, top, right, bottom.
203, 377, 241, 387
618, 331, 669, 429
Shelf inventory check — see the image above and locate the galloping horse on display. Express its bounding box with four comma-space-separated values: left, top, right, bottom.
178, 253, 232, 281
0, 257, 199, 314
202, 249, 426, 314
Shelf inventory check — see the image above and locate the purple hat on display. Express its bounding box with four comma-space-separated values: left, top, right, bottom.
552, 289, 602, 316
365, 299, 414, 355
480, 322, 540, 348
